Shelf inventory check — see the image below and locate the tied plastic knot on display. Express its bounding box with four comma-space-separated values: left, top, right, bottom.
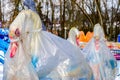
10, 28, 41, 42
9, 28, 41, 58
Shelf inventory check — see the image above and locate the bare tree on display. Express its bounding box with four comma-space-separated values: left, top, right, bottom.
10, 0, 21, 22
72, 0, 94, 27
49, 0, 55, 31
2, 0, 119, 40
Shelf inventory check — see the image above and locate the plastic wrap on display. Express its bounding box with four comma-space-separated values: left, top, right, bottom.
83, 23, 117, 80
93, 23, 105, 39
35, 31, 94, 80
67, 27, 80, 46
3, 44, 39, 80
3, 10, 39, 80
4, 10, 94, 80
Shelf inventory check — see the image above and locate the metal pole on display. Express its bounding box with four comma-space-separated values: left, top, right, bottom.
64, 27, 67, 39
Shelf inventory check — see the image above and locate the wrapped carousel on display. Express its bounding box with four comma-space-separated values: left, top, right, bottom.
3, 0, 94, 80
83, 23, 117, 80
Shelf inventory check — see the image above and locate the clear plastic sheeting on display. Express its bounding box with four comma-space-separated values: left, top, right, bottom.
67, 27, 80, 46
93, 23, 105, 39
3, 10, 40, 80
115, 61, 120, 80
4, 10, 94, 80
35, 31, 94, 80
3, 44, 39, 80
83, 23, 117, 80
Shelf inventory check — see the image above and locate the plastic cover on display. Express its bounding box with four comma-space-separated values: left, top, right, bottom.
4, 10, 94, 80
83, 23, 117, 80
3, 10, 40, 80
93, 23, 105, 39
67, 27, 80, 46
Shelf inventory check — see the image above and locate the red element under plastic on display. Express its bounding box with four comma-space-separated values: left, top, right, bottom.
76, 37, 79, 46
10, 42, 18, 58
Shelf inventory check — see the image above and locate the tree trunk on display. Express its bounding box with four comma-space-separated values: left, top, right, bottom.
60, 0, 66, 38
95, 0, 103, 26
50, 0, 54, 32
10, 0, 21, 23
72, 0, 94, 27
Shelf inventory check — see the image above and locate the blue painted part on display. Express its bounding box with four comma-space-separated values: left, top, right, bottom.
0, 58, 4, 64
31, 55, 39, 68
79, 78, 87, 80
109, 59, 117, 69
118, 34, 120, 42
0, 39, 9, 53
40, 77, 52, 80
